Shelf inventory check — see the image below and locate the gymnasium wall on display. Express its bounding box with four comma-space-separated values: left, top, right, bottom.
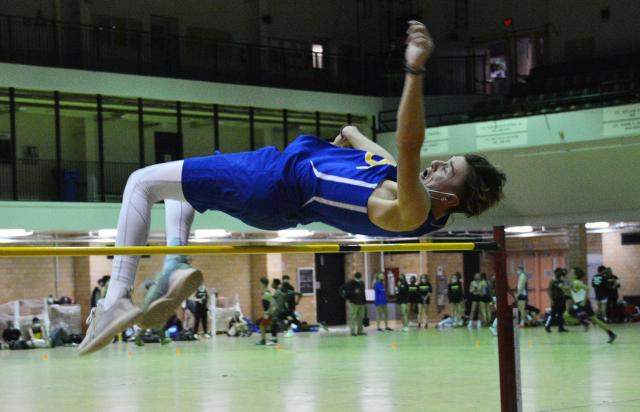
1, 232, 638, 328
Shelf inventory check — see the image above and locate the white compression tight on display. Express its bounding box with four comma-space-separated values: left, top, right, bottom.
104, 160, 195, 308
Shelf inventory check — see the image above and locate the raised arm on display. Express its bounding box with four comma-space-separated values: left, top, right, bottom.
394, 21, 434, 228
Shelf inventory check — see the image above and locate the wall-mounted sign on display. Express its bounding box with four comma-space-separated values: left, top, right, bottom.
475, 118, 528, 150
603, 104, 640, 137
421, 127, 450, 156
297, 267, 316, 296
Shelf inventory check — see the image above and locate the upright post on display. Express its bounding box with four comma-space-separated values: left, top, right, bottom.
493, 225, 521, 412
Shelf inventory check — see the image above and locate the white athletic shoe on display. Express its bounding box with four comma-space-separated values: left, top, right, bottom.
489, 325, 497, 336
77, 296, 143, 356
140, 267, 203, 329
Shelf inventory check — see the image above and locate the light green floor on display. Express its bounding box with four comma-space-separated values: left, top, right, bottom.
0, 324, 638, 412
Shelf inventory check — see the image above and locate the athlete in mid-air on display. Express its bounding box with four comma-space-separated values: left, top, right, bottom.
79, 21, 506, 355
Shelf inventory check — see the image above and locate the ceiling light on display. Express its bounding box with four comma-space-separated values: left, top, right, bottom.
271, 237, 295, 243
91, 238, 115, 244
189, 238, 215, 243
277, 229, 314, 238
194, 229, 231, 238
97, 229, 117, 238
585, 222, 609, 229
0, 229, 33, 237
505, 226, 533, 234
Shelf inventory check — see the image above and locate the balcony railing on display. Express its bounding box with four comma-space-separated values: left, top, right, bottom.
0, 159, 137, 202
0, 14, 481, 97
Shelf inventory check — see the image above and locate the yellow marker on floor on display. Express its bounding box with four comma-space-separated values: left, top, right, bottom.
475, 340, 481, 348
390, 341, 398, 350
127, 350, 133, 358
528, 340, 533, 348
176, 347, 182, 356
42, 353, 48, 360
275, 343, 283, 351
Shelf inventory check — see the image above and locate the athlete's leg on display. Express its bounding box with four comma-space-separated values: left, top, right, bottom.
163, 199, 195, 268
79, 161, 188, 355
105, 161, 187, 308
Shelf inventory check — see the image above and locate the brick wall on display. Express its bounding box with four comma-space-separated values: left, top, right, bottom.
506, 235, 568, 251
566, 224, 588, 270
602, 232, 640, 298
0, 255, 75, 303
587, 233, 602, 254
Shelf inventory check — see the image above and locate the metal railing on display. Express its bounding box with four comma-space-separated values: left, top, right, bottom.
0, 159, 137, 202
0, 14, 479, 97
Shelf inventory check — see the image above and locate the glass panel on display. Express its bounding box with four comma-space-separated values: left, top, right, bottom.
319, 112, 348, 141
254, 108, 284, 151
182, 102, 215, 158
59, 92, 98, 202
101, 96, 140, 201
286, 110, 317, 146
0, 89, 11, 199
143, 100, 179, 165
218, 106, 250, 153
14, 90, 56, 201
351, 115, 373, 139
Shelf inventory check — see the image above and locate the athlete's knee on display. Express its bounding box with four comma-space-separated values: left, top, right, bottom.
125, 165, 163, 200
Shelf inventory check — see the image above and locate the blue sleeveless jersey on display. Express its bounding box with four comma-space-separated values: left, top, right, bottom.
182, 135, 449, 237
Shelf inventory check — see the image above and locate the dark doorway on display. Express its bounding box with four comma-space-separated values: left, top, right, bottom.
315, 253, 346, 325
154, 132, 183, 163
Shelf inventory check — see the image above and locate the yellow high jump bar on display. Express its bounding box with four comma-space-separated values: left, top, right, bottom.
0, 242, 497, 257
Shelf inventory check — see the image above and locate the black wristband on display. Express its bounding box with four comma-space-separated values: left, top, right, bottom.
404, 63, 426, 75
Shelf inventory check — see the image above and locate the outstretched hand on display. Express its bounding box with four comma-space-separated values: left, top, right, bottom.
405, 20, 434, 70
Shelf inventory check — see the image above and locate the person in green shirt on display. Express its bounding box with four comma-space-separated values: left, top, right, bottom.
567, 267, 616, 343
396, 274, 410, 331
447, 273, 464, 327
342, 272, 367, 336
417, 274, 432, 328
468, 272, 483, 328
256, 277, 278, 346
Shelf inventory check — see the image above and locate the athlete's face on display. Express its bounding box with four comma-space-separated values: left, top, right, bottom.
420, 156, 468, 207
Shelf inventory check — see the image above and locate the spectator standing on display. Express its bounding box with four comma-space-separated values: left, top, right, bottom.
435, 271, 448, 313
193, 284, 211, 337
373, 272, 392, 331
91, 278, 106, 308
343, 272, 367, 336
408, 276, 421, 326
516, 265, 529, 327
605, 268, 621, 322
448, 273, 464, 327
417, 274, 432, 328
256, 277, 277, 346
396, 274, 410, 331
592, 266, 608, 321
468, 273, 483, 328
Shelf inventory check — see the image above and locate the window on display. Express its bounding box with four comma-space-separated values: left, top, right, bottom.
312, 44, 324, 69
0, 133, 10, 163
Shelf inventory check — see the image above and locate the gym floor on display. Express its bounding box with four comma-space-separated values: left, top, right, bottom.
0, 324, 637, 412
